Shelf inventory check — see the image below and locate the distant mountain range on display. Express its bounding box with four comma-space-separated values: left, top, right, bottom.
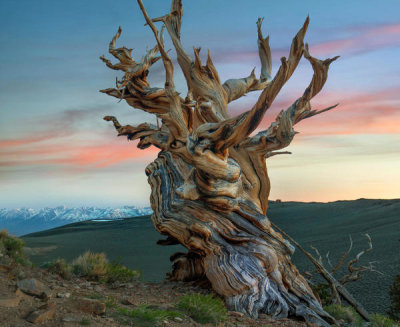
0, 206, 153, 236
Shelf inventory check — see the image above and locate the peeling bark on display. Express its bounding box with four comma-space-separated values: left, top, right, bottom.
101, 1, 340, 325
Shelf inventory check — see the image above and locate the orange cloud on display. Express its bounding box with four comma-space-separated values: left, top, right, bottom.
245, 87, 400, 137
0, 137, 158, 170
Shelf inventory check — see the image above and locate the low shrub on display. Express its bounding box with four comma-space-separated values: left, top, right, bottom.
0, 229, 30, 265
0, 230, 24, 258
324, 304, 363, 326
370, 313, 399, 327
104, 296, 118, 309
79, 317, 91, 325
177, 293, 227, 324
311, 283, 333, 306
72, 251, 108, 279
117, 305, 183, 327
45, 258, 72, 280
69, 251, 140, 283
104, 259, 141, 283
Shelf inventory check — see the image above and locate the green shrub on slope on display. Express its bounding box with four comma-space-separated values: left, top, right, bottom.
324, 304, 362, 326
370, 313, 399, 327
117, 305, 182, 327
0, 229, 29, 265
177, 293, 227, 324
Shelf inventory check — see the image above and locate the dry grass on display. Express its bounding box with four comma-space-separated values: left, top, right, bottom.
72, 251, 109, 279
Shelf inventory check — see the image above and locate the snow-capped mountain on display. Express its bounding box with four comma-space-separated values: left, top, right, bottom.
0, 206, 153, 236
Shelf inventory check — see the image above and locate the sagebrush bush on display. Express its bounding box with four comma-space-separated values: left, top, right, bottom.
70, 251, 140, 283
104, 259, 141, 283
0, 229, 28, 265
370, 313, 399, 327
177, 293, 227, 324
324, 304, 363, 326
45, 258, 73, 280
72, 251, 109, 279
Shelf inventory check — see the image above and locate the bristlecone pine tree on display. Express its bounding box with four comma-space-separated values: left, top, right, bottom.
101, 1, 339, 326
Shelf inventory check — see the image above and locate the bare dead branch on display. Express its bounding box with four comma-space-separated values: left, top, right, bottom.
311, 244, 324, 265
104, 116, 168, 150
241, 46, 339, 157
340, 234, 377, 285
326, 251, 333, 269
137, 0, 189, 144
194, 17, 309, 155
265, 151, 292, 158
223, 17, 272, 103
271, 222, 370, 321
332, 235, 353, 274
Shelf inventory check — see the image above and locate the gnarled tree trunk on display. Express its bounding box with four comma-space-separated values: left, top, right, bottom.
101, 1, 339, 325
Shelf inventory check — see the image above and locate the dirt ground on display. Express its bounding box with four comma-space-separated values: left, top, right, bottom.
0, 259, 316, 327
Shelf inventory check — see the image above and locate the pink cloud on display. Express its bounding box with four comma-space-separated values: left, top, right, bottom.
211, 22, 400, 67
0, 136, 158, 170
310, 23, 400, 57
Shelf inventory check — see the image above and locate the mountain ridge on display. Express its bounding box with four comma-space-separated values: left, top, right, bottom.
0, 206, 153, 236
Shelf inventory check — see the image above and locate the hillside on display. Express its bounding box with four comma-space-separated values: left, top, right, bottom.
22, 199, 400, 314
0, 206, 153, 236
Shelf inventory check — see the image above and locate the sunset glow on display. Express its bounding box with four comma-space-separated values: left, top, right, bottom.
0, 0, 399, 208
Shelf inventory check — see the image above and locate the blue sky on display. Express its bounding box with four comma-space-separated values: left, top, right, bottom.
0, 0, 399, 208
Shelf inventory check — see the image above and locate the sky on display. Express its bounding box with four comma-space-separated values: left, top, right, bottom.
0, 0, 399, 209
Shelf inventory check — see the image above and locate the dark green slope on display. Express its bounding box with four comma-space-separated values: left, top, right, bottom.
269, 199, 400, 314
22, 217, 185, 282
22, 199, 400, 313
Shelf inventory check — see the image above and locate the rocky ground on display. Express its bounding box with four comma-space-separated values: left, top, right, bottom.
0, 260, 315, 327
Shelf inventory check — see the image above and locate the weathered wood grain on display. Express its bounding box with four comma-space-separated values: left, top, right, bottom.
101, 1, 340, 325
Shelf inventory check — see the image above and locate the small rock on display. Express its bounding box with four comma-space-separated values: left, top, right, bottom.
57, 292, 71, 298
17, 278, 51, 299
94, 285, 103, 292
174, 317, 183, 322
26, 303, 56, 324
13, 268, 26, 280
61, 315, 78, 322
229, 311, 244, 317
121, 298, 135, 305
0, 264, 11, 272
77, 298, 106, 315
0, 293, 21, 308
259, 313, 274, 321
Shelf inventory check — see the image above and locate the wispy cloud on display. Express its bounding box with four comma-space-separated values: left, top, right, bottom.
310, 22, 400, 57
226, 87, 400, 136
0, 105, 157, 172
0, 105, 110, 149
209, 22, 400, 66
